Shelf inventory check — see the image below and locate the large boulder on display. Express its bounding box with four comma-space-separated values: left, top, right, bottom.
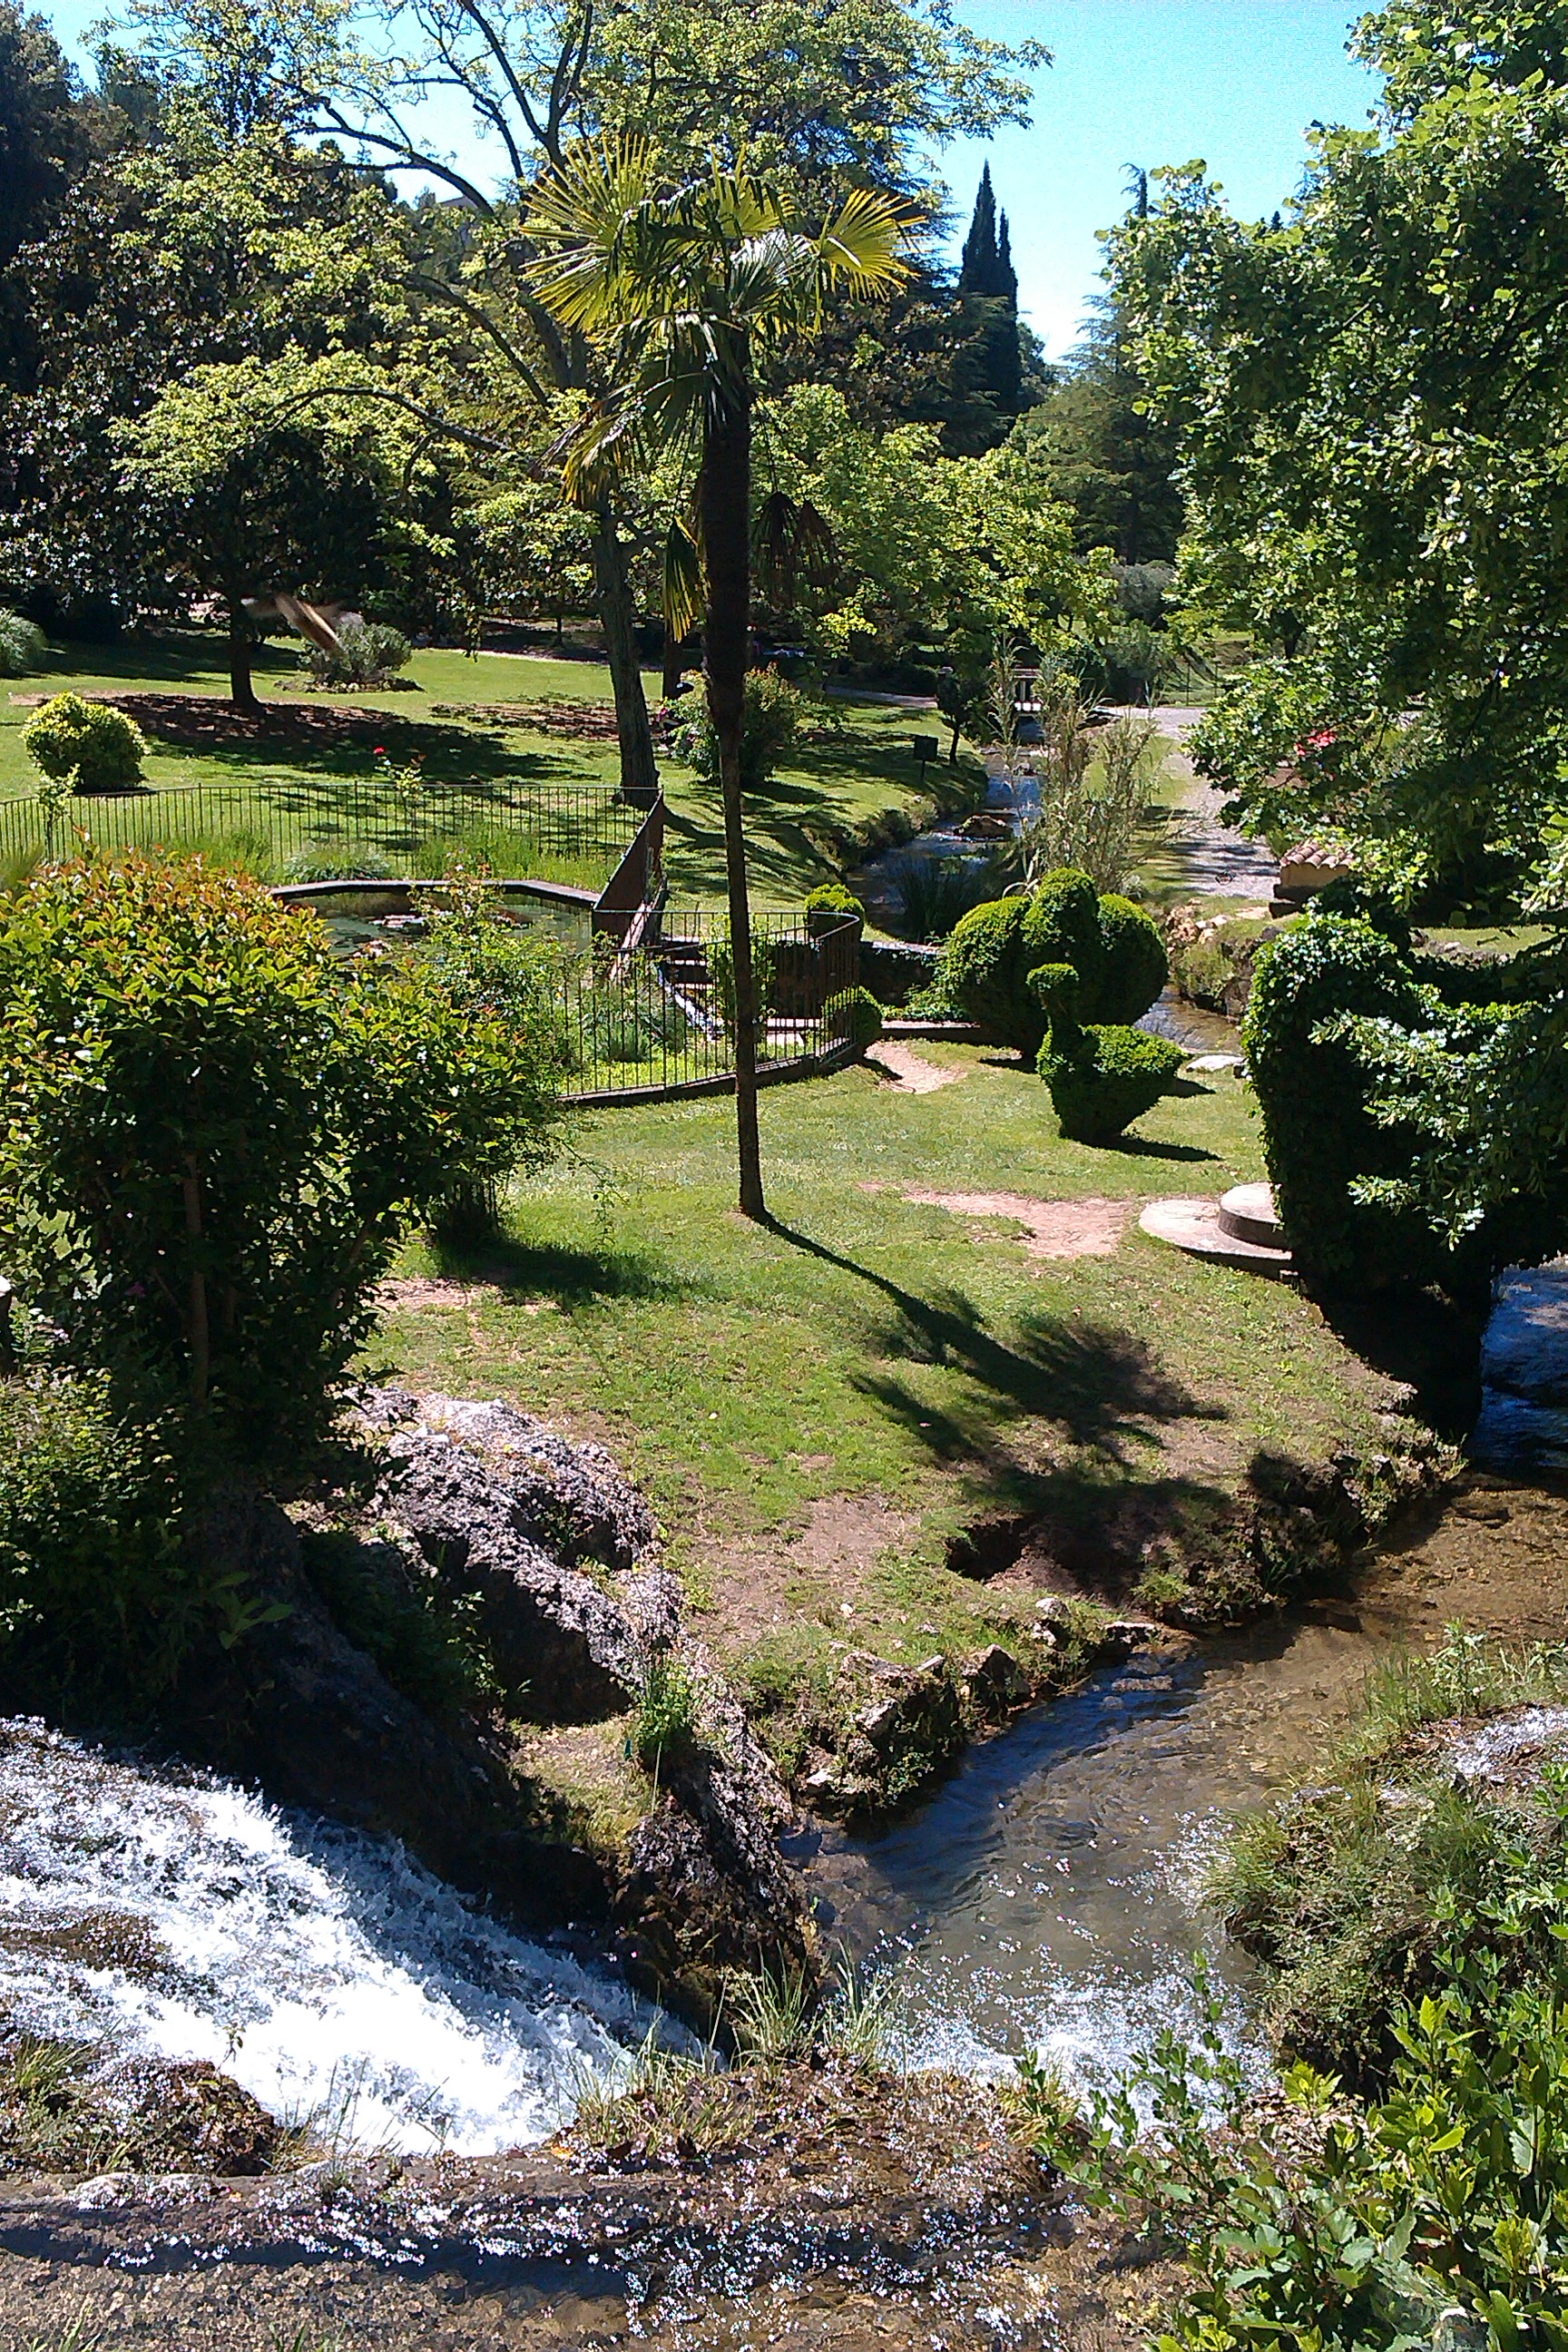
171, 1489, 605, 1927
368, 1393, 675, 1723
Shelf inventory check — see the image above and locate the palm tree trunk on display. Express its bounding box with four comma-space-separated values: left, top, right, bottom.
700, 393, 765, 1221
592, 510, 660, 800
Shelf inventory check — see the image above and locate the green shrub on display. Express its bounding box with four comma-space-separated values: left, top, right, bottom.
0, 611, 47, 678
0, 1374, 192, 1706
1242, 913, 1435, 1289
1020, 867, 1106, 1011
1039, 1017, 1185, 1144
802, 882, 866, 925
302, 617, 411, 688
0, 858, 569, 1470
1057, 1861, 1568, 2352
934, 894, 1044, 1053
671, 667, 802, 793
21, 692, 145, 795
830, 985, 884, 1051
1093, 891, 1169, 1022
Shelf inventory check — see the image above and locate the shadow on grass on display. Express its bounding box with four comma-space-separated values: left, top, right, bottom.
425, 1230, 696, 1310
1103, 1135, 1221, 1165
765, 1218, 1221, 1475
1316, 1283, 1485, 1442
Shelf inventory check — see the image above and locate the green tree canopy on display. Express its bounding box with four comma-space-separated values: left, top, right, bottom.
759, 380, 1102, 668
1113, 0, 1568, 893
113, 351, 400, 708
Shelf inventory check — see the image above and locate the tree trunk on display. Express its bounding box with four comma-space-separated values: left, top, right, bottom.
226, 597, 260, 716
592, 510, 660, 799
700, 394, 765, 1222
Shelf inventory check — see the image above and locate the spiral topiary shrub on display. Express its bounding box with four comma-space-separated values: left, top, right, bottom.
1032, 960, 1184, 1143
21, 692, 146, 796
1094, 892, 1169, 1023
830, 985, 884, 1052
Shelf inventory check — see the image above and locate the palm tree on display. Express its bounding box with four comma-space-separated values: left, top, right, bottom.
525, 139, 909, 1220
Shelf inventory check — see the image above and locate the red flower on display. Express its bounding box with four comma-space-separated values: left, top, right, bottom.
373, 744, 386, 755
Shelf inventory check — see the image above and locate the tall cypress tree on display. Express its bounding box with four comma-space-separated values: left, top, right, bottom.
958, 162, 1000, 293
953, 165, 1022, 428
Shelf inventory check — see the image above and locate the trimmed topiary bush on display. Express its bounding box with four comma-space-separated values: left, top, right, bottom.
1242, 913, 1434, 1289
830, 985, 884, 1052
21, 692, 146, 796
1094, 891, 1169, 1022
1021, 868, 1106, 1012
803, 882, 866, 923
1033, 961, 1184, 1142
936, 894, 1046, 1054
937, 872, 1171, 1055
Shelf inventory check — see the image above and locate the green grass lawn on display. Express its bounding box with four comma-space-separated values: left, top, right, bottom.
3, 632, 978, 908
379, 1044, 1390, 1682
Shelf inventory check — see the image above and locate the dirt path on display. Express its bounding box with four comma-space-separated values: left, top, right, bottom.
1128, 703, 1279, 901
865, 1040, 963, 1093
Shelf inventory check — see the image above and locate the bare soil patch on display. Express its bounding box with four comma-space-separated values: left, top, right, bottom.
902, 1189, 1138, 1260
865, 1041, 964, 1093
377, 1276, 487, 1312
701, 1493, 922, 1651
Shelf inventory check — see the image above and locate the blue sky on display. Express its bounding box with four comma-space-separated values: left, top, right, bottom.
942, 3, 1380, 352
40, 0, 1382, 355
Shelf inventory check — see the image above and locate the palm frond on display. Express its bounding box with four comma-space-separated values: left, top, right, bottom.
753, 492, 839, 607
815, 185, 917, 298
662, 521, 704, 645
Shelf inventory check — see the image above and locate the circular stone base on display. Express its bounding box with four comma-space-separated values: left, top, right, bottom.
1140, 1196, 1294, 1277
1219, 1181, 1285, 1249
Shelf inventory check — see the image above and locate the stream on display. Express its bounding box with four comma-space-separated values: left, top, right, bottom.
3, 1483, 1564, 2163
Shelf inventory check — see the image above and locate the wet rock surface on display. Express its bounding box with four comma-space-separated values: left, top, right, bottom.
364, 1388, 818, 2019
0, 2068, 1174, 2349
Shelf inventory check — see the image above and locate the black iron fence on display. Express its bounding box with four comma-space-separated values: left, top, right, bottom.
0, 775, 639, 885
560, 909, 862, 1098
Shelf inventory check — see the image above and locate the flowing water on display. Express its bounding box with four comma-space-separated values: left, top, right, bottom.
3, 1488, 1565, 2166
814, 1479, 1568, 2098
0, 1723, 656, 2154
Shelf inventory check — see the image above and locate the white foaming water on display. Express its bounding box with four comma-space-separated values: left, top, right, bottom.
0, 1721, 657, 2154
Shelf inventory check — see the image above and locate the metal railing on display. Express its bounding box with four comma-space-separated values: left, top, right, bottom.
559, 909, 862, 1100
0, 775, 640, 884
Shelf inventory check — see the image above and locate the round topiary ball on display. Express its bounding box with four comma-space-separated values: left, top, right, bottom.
1095, 893, 1169, 1024
1022, 869, 1106, 1014
22, 692, 146, 796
